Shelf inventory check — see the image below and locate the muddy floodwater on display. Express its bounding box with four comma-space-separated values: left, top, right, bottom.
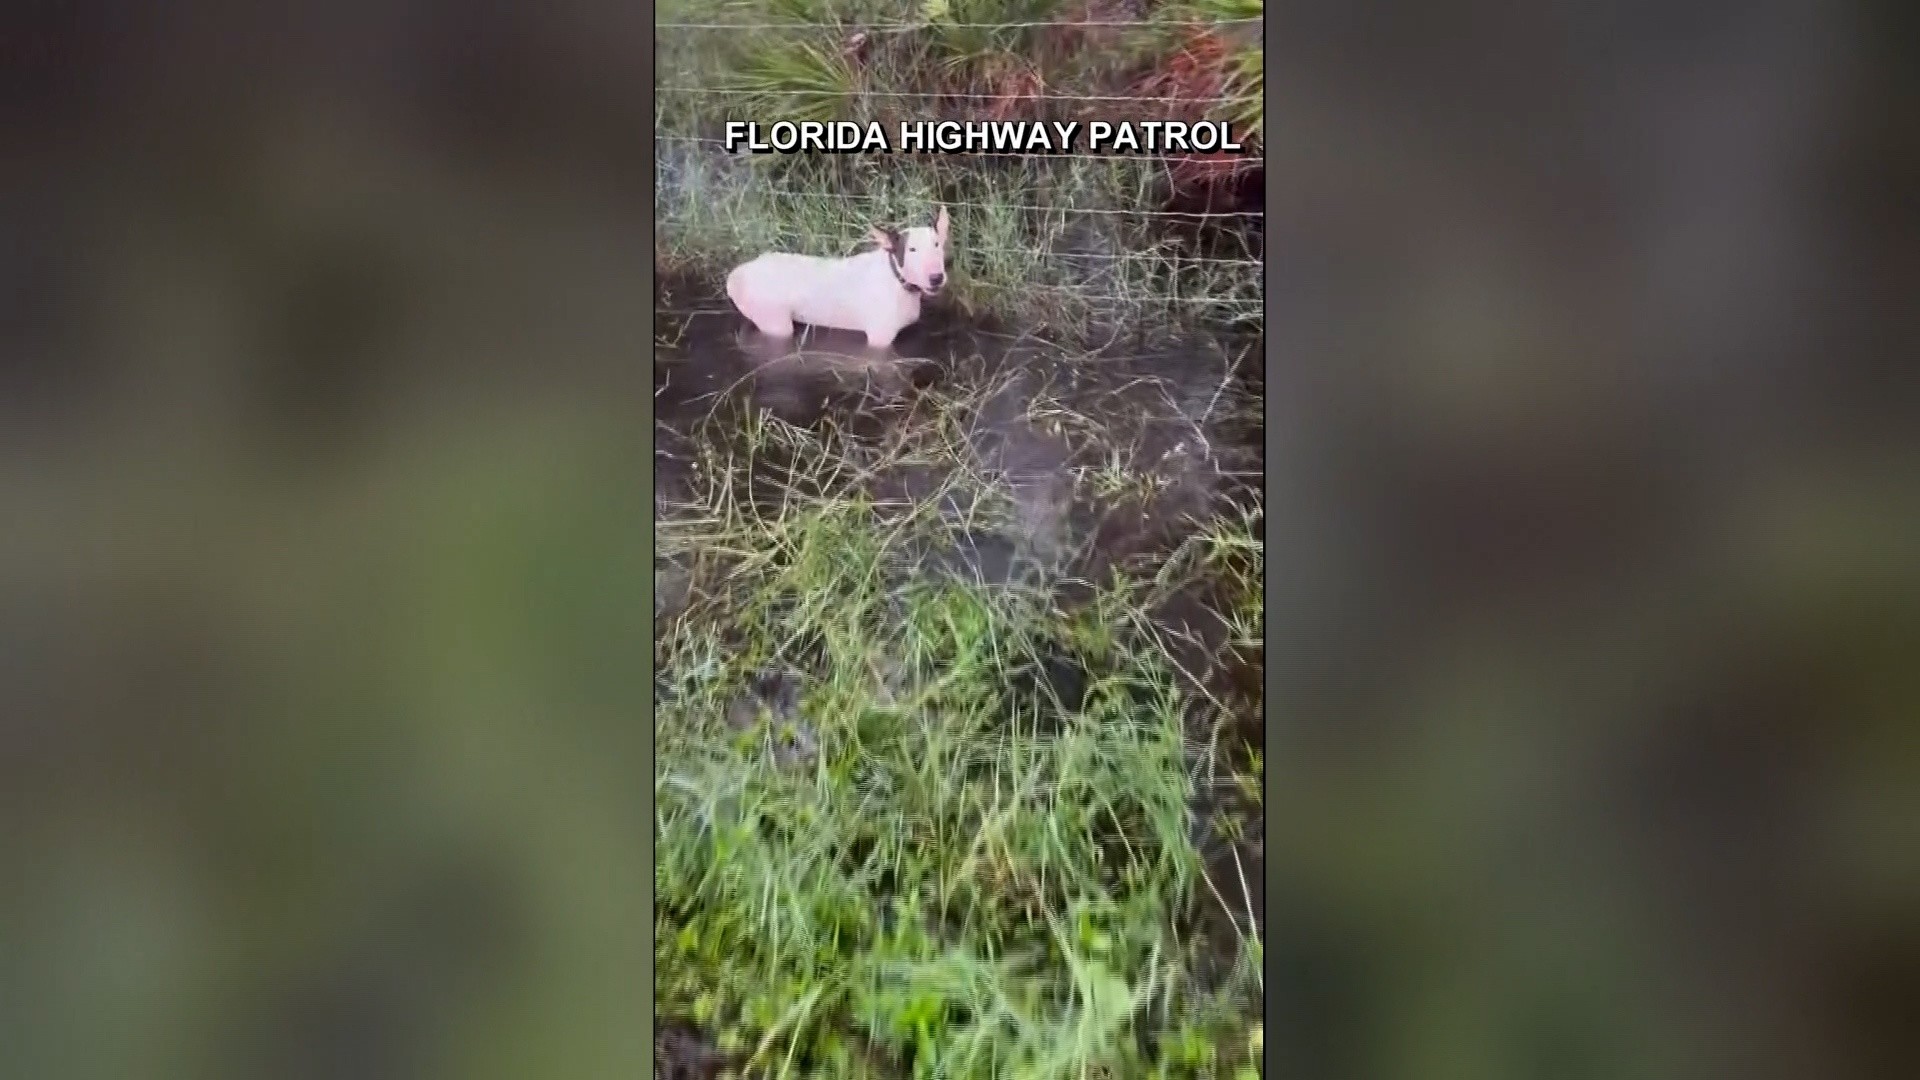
655, 301, 1264, 536
655, 298, 1264, 651
653, 290, 1267, 1076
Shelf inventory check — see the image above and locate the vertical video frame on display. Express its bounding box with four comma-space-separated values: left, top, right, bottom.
654, 3, 1266, 1077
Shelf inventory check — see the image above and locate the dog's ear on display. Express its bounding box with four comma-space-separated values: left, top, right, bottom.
934, 205, 949, 243
868, 225, 894, 251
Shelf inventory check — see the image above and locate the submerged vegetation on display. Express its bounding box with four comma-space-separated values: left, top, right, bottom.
654, 351, 1264, 1077
655, 0, 1265, 340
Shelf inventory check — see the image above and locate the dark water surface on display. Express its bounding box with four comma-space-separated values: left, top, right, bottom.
655, 292, 1265, 578
653, 296, 1268, 1071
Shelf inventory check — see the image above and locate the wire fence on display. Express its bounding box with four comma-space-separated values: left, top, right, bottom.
658, 86, 1248, 105
654, 12, 1264, 330
656, 133, 1258, 167
654, 19, 1261, 31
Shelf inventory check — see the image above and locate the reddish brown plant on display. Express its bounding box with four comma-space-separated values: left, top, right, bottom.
1128, 29, 1258, 192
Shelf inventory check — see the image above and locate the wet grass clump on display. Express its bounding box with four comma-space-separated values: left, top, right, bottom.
654, 152, 1262, 343
655, 371, 1263, 1078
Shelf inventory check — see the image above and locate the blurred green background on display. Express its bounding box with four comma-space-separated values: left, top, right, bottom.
3, 4, 650, 1077
1262, 1, 1919, 1078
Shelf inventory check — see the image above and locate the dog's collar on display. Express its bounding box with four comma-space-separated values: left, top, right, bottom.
887, 249, 925, 297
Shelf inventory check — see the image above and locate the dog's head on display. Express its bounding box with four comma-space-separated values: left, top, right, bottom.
869, 205, 949, 296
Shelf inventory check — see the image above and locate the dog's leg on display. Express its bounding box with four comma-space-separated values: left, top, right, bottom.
728, 268, 796, 339
745, 304, 795, 339
741, 330, 797, 365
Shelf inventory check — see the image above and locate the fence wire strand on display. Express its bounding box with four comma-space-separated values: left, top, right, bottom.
659, 291, 1263, 321
653, 230, 1262, 268
656, 19, 1260, 31
652, 184, 1263, 220
659, 133, 1260, 167
659, 86, 1250, 105
655, 14, 1263, 317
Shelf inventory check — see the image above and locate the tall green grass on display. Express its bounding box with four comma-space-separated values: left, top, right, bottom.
655, 150, 1261, 337
655, 0, 1264, 340
655, 368, 1265, 1077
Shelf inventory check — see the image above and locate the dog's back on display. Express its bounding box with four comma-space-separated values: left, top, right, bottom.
728, 252, 835, 308
728, 250, 896, 338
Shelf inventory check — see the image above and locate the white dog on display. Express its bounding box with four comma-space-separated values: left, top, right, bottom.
726, 206, 949, 348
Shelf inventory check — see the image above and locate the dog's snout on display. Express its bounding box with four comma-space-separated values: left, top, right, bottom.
929, 272, 945, 289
